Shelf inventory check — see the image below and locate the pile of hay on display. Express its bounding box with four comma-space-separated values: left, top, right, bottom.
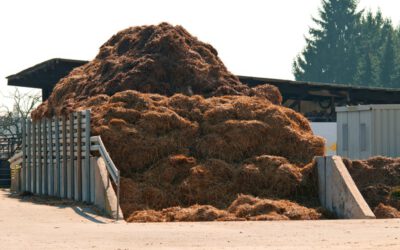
373, 203, 400, 219
32, 22, 282, 119
32, 23, 325, 221
128, 194, 323, 222
118, 153, 322, 219
343, 157, 400, 218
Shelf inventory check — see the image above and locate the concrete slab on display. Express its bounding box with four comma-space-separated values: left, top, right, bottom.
316, 156, 375, 219
93, 157, 123, 219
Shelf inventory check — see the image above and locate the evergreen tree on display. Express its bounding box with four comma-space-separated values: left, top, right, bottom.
354, 52, 379, 86
294, 1, 400, 88
293, 0, 362, 84
380, 27, 397, 87
392, 27, 400, 87
354, 11, 384, 86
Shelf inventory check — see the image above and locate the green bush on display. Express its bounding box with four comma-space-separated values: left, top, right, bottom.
390, 187, 400, 200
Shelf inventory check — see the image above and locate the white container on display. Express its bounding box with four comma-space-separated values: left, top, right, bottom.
336, 104, 400, 159
310, 122, 337, 156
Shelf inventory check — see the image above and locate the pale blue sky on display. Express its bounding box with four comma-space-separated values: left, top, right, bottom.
0, 0, 399, 107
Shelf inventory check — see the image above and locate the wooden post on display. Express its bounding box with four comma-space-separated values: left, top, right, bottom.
61, 115, 67, 198
68, 113, 74, 199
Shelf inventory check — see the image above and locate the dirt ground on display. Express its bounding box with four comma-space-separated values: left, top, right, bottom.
0, 189, 399, 250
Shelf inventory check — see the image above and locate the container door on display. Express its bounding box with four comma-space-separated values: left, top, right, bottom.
337, 112, 349, 158
359, 110, 372, 159
348, 111, 361, 159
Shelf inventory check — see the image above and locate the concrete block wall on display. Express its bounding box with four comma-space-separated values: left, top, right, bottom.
316, 156, 375, 219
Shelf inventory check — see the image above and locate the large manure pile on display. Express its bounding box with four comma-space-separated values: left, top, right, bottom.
32, 23, 325, 221
343, 157, 400, 218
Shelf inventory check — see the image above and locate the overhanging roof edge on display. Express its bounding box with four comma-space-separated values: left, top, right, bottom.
6, 58, 88, 81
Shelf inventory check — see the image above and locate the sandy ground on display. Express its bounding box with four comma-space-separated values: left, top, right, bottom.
0, 189, 399, 250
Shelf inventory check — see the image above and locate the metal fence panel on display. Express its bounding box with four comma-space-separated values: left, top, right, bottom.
20, 111, 91, 201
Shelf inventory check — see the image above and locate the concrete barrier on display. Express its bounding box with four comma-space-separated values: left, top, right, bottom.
8, 152, 122, 220
92, 157, 123, 220
316, 156, 375, 219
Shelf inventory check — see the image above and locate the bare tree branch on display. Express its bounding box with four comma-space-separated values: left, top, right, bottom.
0, 88, 41, 158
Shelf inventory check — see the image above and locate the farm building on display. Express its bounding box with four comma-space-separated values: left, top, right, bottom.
7, 58, 400, 122
3, 23, 399, 222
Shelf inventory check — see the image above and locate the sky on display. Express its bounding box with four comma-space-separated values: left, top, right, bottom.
0, 0, 399, 108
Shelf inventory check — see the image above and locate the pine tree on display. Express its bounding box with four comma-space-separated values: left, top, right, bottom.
293, 0, 362, 84
354, 52, 379, 86
354, 11, 384, 86
392, 27, 400, 87
380, 27, 397, 87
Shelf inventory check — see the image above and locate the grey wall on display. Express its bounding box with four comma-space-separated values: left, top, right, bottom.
316, 156, 375, 219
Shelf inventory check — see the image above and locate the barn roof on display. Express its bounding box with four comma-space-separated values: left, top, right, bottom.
7, 58, 400, 104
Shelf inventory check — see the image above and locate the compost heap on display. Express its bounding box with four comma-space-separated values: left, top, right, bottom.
32, 23, 326, 221
343, 157, 400, 218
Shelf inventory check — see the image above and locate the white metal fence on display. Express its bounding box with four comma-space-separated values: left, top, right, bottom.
21, 110, 94, 202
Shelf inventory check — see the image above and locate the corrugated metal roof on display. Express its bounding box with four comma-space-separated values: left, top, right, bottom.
238, 75, 400, 93
336, 104, 400, 112
6, 58, 400, 105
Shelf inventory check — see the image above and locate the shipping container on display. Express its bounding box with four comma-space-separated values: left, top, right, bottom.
336, 104, 400, 159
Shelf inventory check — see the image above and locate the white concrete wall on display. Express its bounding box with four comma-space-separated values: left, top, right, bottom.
316, 156, 375, 219
92, 157, 123, 220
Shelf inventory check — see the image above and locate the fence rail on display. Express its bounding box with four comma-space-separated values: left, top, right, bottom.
0, 136, 21, 160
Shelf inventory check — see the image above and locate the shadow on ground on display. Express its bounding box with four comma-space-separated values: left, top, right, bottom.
6, 189, 107, 224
